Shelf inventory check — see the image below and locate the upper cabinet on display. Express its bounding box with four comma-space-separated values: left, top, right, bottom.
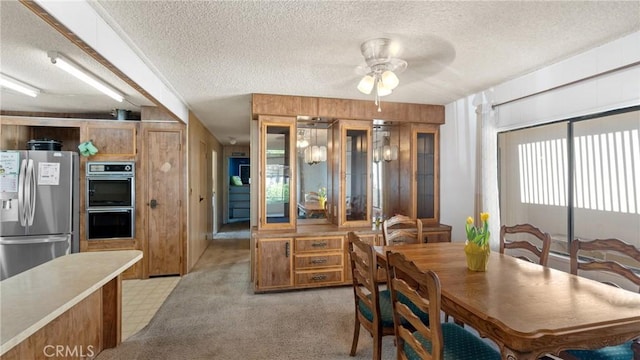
258, 115, 296, 230
399, 123, 440, 225
84, 122, 137, 159
334, 119, 371, 227
253, 94, 445, 231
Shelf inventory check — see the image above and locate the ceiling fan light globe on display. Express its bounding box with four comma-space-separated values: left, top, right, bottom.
381, 70, 399, 90
376, 82, 392, 97
357, 75, 375, 94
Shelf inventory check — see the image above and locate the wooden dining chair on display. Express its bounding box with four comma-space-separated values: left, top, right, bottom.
563, 238, 640, 360
347, 232, 396, 360
499, 224, 551, 266
383, 214, 423, 246
386, 251, 501, 360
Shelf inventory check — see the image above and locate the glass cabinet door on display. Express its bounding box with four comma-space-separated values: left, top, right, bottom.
339, 120, 371, 227
259, 116, 296, 229
412, 125, 439, 225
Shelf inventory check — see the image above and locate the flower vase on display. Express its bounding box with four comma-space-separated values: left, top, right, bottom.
464, 241, 490, 271
319, 197, 326, 210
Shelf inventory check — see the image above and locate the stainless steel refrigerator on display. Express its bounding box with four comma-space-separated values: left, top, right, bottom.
0, 150, 79, 280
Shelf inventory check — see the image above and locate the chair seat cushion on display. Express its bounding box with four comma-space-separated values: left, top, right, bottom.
566, 342, 633, 360
358, 289, 429, 328
403, 323, 501, 360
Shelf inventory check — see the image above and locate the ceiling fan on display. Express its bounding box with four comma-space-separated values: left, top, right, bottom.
355, 38, 408, 112
350, 34, 458, 108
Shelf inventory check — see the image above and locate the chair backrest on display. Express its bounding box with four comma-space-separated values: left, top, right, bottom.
570, 238, 640, 292
499, 223, 551, 266
305, 191, 320, 202
387, 251, 444, 360
347, 232, 382, 329
383, 214, 423, 246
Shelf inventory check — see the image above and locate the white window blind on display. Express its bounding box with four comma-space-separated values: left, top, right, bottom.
518, 129, 639, 214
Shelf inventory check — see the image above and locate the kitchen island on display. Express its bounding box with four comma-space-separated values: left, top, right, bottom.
0, 250, 142, 359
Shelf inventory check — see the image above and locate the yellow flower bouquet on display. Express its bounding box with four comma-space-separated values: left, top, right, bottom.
464, 212, 491, 271
318, 187, 327, 208
465, 212, 490, 247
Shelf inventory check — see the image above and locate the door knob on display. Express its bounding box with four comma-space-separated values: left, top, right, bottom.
148, 199, 158, 208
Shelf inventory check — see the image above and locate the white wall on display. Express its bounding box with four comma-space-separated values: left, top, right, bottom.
442, 31, 640, 247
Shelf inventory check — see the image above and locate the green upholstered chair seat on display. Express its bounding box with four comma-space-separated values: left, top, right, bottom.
566, 342, 634, 360
403, 323, 501, 360
358, 289, 430, 328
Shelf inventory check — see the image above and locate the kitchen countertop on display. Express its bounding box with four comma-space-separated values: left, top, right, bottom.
0, 250, 142, 355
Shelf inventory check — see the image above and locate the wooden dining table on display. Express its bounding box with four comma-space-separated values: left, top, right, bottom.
374, 242, 640, 360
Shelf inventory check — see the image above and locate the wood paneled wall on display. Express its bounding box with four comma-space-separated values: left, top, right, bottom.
187, 112, 223, 272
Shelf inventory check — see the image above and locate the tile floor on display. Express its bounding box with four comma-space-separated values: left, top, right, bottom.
121, 276, 180, 340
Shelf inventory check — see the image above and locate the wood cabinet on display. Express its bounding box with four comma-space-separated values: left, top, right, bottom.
258, 115, 297, 230
424, 225, 452, 243
84, 123, 137, 159
333, 119, 372, 227
294, 235, 344, 287
399, 123, 441, 226
256, 237, 293, 290
251, 95, 450, 293
0, 116, 188, 280
252, 94, 318, 118
255, 227, 379, 292
253, 224, 448, 292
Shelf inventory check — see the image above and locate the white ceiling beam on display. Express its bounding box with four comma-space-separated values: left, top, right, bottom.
32, 0, 188, 123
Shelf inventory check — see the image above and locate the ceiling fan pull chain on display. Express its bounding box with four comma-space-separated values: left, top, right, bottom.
375, 79, 382, 112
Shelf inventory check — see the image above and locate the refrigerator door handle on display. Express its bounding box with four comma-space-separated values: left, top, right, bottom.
18, 159, 27, 226
26, 159, 36, 226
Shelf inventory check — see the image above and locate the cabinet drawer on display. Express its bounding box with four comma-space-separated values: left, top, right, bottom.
295, 236, 343, 252
295, 253, 343, 269
295, 269, 343, 286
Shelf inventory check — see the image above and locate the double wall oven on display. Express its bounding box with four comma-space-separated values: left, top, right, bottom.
86, 162, 135, 240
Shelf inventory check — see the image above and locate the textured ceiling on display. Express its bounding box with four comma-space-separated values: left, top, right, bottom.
0, 1, 153, 116
2, 1, 639, 145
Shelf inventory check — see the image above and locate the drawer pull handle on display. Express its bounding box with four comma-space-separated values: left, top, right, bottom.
310, 258, 328, 264
311, 274, 327, 281
311, 242, 328, 248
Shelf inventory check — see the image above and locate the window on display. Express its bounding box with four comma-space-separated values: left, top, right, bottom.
499, 107, 640, 256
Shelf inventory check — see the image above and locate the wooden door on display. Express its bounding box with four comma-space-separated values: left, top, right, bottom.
257, 237, 293, 290
146, 129, 183, 276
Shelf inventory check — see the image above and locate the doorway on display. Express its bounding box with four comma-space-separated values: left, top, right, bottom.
211, 149, 218, 235
227, 157, 250, 223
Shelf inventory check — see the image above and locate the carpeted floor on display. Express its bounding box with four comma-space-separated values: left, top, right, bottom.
97, 225, 397, 360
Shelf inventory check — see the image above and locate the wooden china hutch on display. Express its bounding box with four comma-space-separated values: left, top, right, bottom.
251, 94, 451, 292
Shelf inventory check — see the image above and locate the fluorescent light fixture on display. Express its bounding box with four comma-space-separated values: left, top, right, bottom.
0, 73, 40, 97
47, 51, 124, 102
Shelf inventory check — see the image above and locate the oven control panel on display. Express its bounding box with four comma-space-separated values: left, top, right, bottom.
87, 162, 134, 176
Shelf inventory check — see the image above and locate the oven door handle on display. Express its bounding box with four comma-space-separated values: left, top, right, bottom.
87, 208, 132, 213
